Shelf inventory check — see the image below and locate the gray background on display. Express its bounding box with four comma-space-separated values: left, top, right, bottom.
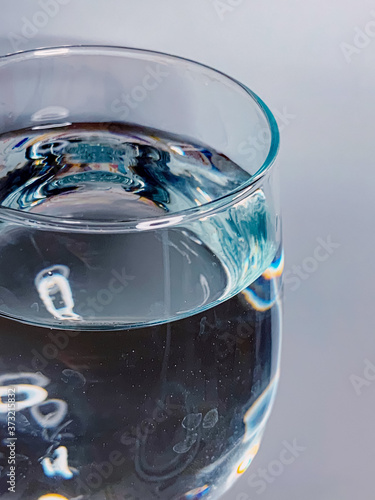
1, 1, 374, 499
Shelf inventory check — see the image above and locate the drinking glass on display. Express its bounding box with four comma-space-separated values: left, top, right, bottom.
0, 46, 282, 500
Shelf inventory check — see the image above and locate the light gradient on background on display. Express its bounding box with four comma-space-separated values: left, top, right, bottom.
0, 0, 374, 498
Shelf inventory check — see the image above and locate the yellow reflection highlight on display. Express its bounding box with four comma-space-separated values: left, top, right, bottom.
262, 251, 284, 280
241, 288, 276, 312
38, 495, 69, 500
237, 443, 260, 474
196, 187, 212, 203
169, 145, 185, 155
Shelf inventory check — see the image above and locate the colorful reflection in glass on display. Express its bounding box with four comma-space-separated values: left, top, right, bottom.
237, 443, 260, 474
184, 484, 211, 499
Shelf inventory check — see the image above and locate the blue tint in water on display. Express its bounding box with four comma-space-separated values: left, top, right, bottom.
0, 123, 281, 499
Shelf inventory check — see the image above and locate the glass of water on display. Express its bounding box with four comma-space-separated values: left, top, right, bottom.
0, 46, 282, 500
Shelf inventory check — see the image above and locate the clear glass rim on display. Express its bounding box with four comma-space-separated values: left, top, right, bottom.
0, 45, 280, 233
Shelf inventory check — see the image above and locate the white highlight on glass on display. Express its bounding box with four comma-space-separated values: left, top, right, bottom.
31, 399, 68, 429
0, 371, 50, 388
136, 215, 184, 230
243, 374, 279, 443
169, 145, 185, 156
34, 48, 70, 58
41, 446, 74, 479
31, 106, 69, 122
35, 265, 81, 321
200, 274, 210, 304
0, 384, 47, 413
32, 123, 72, 130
